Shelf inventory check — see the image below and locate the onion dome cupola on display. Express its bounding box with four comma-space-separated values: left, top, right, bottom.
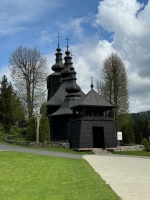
60, 38, 72, 81
46, 34, 64, 101
65, 66, 81, 95
51, 35, 65, 72
50, 64, 81, 118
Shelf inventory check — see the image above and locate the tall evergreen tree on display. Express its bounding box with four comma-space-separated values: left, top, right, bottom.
0, 75, 25, 133
0, 76, 13, 133
10, 89, 26, 124
99, 53, 129, 129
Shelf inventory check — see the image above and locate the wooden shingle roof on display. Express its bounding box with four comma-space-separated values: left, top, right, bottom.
47, 81, 85, 106
51, 96, 81, 116
71, 89, 115, 108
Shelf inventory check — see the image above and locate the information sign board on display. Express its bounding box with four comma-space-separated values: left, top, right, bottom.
117, 132, 122, 140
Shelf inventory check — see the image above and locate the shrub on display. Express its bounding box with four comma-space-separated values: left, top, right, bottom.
141, 138, 150, 152
39, 117, 50, 142
26, 118, 36, 141
122, 125, 135, 144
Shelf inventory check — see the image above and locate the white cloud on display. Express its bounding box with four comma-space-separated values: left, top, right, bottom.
39, 30, 53, 44
60, 17, 88, 39
95, 0, 148, 37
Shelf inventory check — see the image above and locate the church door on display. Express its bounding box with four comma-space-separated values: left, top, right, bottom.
92, 127, 105, 148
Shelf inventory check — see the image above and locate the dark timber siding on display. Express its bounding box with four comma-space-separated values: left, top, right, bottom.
69, 117, 117, 149
50, 116, 71, 141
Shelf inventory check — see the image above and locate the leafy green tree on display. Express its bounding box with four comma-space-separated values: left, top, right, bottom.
9, 46, 48, 118
133, 123, 143, 144
122, 125, 135, 144
118, 113, 133, 131
99, 53, 129, 129
134, 116, 150, 144
118, 113, 135, 144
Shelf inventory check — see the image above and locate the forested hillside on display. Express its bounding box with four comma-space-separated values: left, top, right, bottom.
130, 110, 150, 121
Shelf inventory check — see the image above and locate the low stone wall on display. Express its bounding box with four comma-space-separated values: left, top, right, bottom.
3, 135, 70, 149
114, 145, 144, 152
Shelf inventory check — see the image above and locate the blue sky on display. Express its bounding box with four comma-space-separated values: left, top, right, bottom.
0, 0, 150, 113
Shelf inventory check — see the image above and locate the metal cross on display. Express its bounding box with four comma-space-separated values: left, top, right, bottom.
55, 33, 61, 47
91, 76, 93, 84
65, 37, 69, 50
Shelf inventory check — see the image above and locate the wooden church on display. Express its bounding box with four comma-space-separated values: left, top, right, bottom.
47, 39, 117, 150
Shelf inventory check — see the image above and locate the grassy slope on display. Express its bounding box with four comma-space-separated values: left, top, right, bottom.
0, 152, 120, 200
0, 127, 93, 154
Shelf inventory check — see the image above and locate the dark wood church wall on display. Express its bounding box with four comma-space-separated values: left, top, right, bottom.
69, 117, 117, 149
50, 116, 71, 141
47, 75, 62, 101
69, 120, 81, 149
47, 106, 60, 116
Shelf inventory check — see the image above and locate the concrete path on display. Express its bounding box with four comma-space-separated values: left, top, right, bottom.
83, 154, 150, 200
0, 143, 82, 159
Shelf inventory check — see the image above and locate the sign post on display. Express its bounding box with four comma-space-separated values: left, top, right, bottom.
117, 132, 122, 152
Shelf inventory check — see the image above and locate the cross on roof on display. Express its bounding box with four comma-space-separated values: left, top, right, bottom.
55, 33, 61, 48
65, 37, 69, 50
91, 76, 93, 84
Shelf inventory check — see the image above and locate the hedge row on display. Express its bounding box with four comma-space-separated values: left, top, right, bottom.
26, 117, 50, 142
141, 138, 150, 152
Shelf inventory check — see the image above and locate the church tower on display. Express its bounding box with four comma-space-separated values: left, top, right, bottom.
47, 38, 85, 116
46, 34, 65, 101
50, 43, 82, 140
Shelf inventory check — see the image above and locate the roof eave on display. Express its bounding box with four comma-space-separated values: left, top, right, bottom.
71, 105, 116, 109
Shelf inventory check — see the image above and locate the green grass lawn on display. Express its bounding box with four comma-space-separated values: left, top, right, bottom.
0, 126, 22, 135
113, 150, 150, 156
0, 127, 22, 144
0, 152, 120, 200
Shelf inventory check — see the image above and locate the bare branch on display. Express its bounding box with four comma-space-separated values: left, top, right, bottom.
9, 46, 48, 118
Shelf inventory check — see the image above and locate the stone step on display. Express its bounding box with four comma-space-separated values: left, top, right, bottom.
92, 148, 112, 155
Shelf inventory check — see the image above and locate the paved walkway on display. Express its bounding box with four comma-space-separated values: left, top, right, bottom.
83, 154, 150, 200
0, 143, 82, 159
